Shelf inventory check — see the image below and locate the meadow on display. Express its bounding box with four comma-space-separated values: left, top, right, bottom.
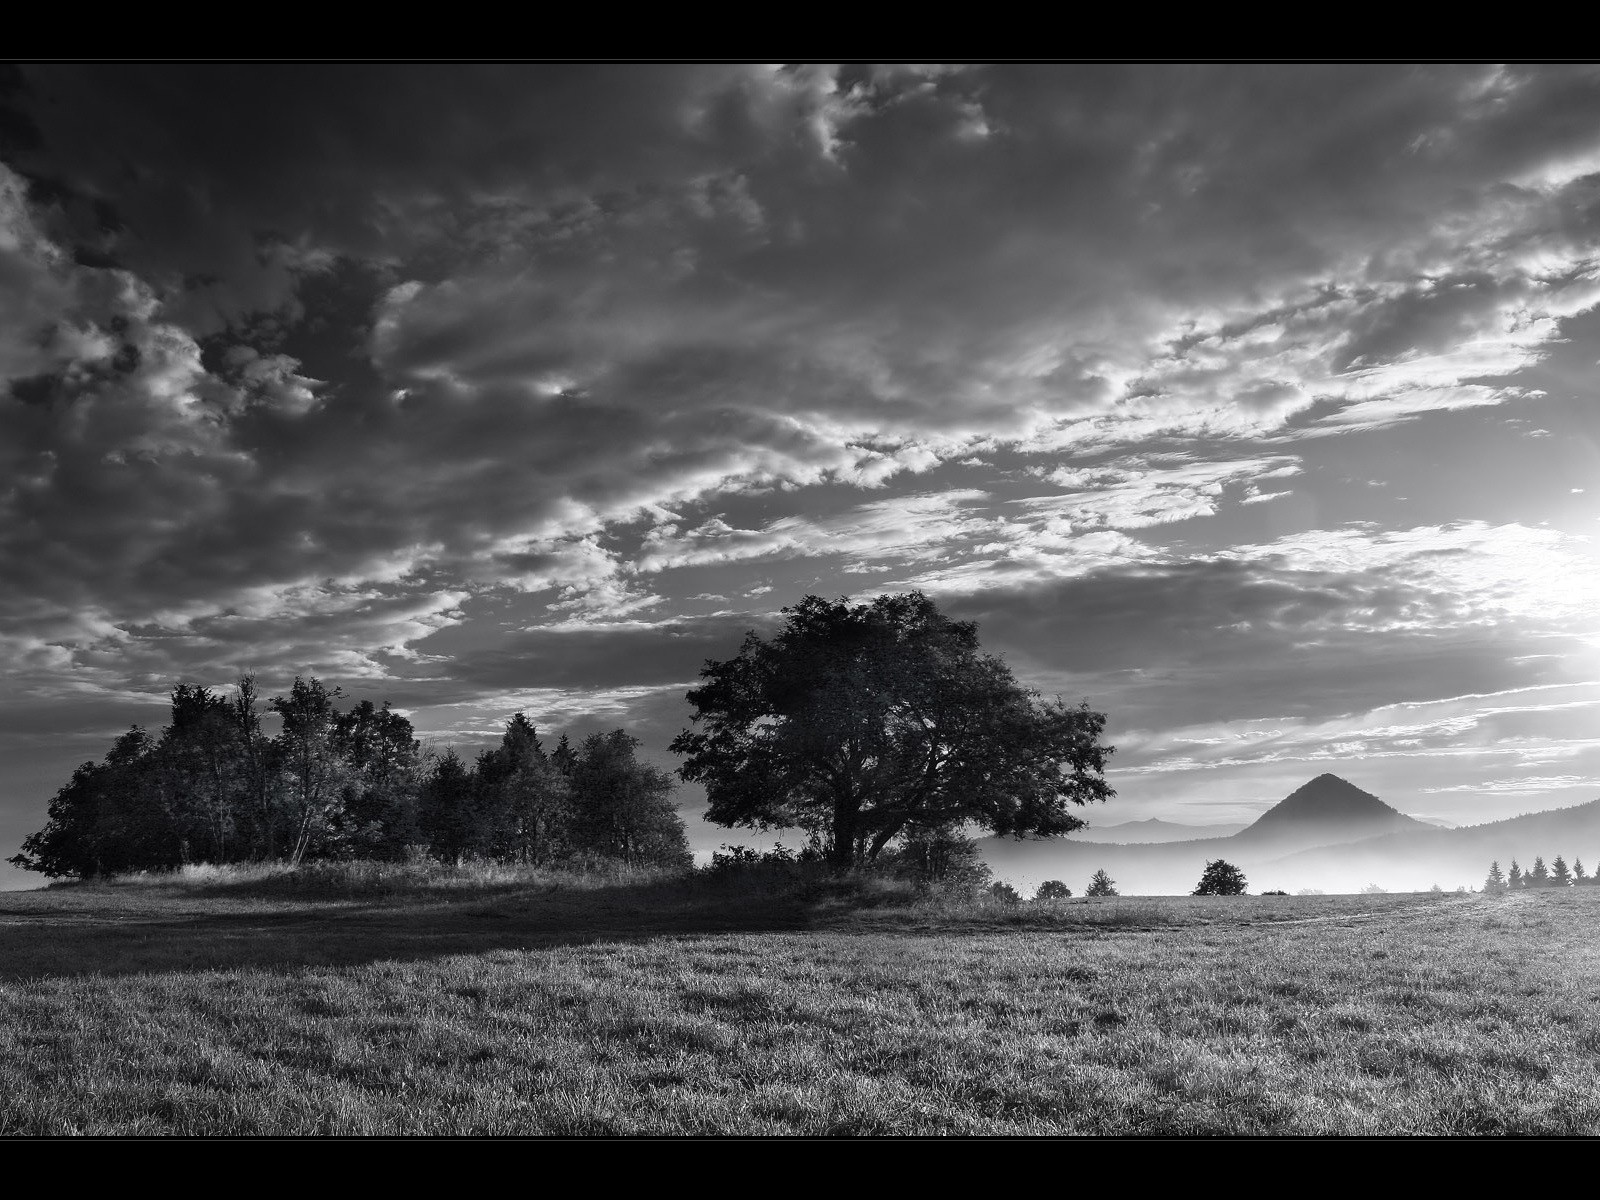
0, 865, 1596, 1135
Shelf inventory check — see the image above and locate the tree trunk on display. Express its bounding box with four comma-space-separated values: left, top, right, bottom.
828, 792, 859, 871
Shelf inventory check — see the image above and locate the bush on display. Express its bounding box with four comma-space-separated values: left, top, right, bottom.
987, 881, 1022, 906
879, 826, 993, 898
1035, 879, 1073, 901
1261, 889, 1288, 896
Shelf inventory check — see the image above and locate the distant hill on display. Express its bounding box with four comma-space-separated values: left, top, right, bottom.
1075, 818, 1247, 844
1232, 773, 1429, 851
978, 773, 1575, 896
1259, 797, 1600, 894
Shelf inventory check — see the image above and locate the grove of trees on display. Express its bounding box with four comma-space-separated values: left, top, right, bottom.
10, 675, 690, 878
1484, 854, 1597, 891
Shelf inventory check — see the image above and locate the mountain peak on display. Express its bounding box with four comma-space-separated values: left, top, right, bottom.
1235, 774, 1428, 845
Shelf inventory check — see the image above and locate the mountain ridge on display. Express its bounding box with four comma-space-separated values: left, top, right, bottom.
980, 776, 1600, 895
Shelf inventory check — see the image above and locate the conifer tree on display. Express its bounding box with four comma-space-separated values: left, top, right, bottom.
1485, 860, 1505, 891
1574, 857, 1589, 884
551, 733, 577, 777
1551, 855, 1572, 887
1508, 859, 1523, 888
1530, 856, 1550, 887
1086, 868, 1118, 897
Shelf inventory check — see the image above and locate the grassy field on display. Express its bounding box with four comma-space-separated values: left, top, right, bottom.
1, 865, 1597, 1135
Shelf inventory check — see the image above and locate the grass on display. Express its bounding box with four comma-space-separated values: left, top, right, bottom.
0, 865, 1596, 1134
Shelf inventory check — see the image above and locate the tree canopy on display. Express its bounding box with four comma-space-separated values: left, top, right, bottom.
671, 592, 1114, 868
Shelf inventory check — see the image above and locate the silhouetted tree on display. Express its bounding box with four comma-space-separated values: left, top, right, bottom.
1574, 857, 1589, 885
1035, 879, 1072, 901
472, 715, 568, 862
1551, 855, 1572, 887
328, 700, 422, 858
1529, 856, 1551, 887
568, 730, 689, 868
1484, 860, 1506, 892
418, 749, 475, 863
673, 592, 1114, 868
550, 732, 577, 777
9, 727, 167, 877
229, 674, 278, 860
1192, 859, 1248, 895
155, 684, 243, 863
1508, 859, 1524, 889
271, 677, 349, 866
1086, 868, 1118, 897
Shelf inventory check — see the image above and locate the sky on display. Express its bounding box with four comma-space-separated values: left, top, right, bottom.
4, 63, 1600, 885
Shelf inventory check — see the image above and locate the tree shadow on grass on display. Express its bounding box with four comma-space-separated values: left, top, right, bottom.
0, 877, 815, 981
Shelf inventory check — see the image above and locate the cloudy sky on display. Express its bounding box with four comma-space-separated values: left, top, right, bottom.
4, 63, 1600, 881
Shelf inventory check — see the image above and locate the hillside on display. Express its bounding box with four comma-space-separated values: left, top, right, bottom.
1231, 773, 1429, 850
1074, 818, 1248, 844
982, 790, 1600, 896
1260, 797, 1600, 894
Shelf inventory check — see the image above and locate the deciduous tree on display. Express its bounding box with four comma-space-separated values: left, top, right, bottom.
271, 677, 349, 866
569, 730, 689, 869
672, 592, 1114, 868
1192, 859, 1248, 895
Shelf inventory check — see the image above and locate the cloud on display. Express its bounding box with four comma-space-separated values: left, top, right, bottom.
6, 66, 1600, 846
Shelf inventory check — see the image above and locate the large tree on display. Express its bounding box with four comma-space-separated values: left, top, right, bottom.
673, 593, 1114, 868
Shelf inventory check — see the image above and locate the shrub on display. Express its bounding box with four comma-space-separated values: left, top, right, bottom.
1035, 879, 1073, 901
987, 881, 1022, 906
879, 826, 993, 898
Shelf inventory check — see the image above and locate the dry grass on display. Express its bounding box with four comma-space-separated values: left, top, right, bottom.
0, 869, 1593, 1135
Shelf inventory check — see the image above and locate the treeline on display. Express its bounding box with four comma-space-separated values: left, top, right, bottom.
9, 675, 691, 879
1483, 856, 1596, 891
